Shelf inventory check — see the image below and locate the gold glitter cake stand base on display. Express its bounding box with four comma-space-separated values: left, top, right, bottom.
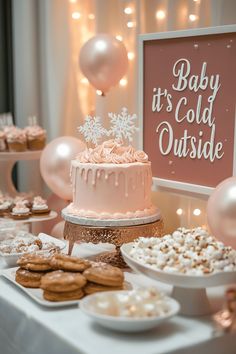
63, 219, 164, 268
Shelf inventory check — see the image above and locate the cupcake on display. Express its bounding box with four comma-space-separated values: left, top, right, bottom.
31, 196, 50, 215
3, 195, 14, 210
24, 125, 46, 150
0, 200, 12, 216
13, 196, 31, 209
11, 202, 31, 220
0, 131, 7, 152
6, 127, 27, 152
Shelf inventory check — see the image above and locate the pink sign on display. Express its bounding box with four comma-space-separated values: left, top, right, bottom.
140, 26, 236, 194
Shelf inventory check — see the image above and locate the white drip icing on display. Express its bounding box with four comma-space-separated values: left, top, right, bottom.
71, 162, 152, 203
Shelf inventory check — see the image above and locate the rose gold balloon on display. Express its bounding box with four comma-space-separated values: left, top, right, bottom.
79, 34, 128, 94
40, 137, 86, 201
207, 177, 236, 248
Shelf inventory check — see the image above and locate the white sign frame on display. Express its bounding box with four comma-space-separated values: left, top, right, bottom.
139, 25, 236, 195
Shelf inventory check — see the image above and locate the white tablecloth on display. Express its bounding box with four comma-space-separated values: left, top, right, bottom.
0, 259, 235, 354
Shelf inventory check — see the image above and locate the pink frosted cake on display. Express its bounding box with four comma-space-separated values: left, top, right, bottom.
66, 140, 158, 220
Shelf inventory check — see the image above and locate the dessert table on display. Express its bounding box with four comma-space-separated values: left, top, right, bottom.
0, 258, 235, 354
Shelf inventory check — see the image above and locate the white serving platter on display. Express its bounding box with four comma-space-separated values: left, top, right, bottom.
80, 290, 180, 332
1, 267, 80, 308
120, 242, 236, 316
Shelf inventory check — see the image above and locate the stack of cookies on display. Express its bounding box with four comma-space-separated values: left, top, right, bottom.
16, 253, 53, 288
16, 253, 125, 302
83, 264, 124, 295
41, 271, 86, 301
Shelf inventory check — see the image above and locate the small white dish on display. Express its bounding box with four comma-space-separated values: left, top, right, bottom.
0, 233, 66, 267
80, 290, 180, 332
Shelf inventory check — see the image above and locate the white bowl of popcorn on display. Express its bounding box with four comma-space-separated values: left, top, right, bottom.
121, 228, 236, 288
120, 228, 236, 316
80, 288, 180, 332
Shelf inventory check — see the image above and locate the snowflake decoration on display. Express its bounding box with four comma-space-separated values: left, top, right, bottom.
77, 116, 107, 145
108, 107, 139, 142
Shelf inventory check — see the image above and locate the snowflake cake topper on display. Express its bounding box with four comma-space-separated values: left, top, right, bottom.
108, 107, 139, 142
77, 115, 108, 146
77, 108, 138, 146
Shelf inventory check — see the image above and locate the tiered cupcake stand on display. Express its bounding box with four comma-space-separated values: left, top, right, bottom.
62, 208, 164, 268
0, 150, 57, 229
0, 150, 42, 195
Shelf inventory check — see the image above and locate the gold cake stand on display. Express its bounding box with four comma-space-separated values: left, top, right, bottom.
63, 218, 164, 268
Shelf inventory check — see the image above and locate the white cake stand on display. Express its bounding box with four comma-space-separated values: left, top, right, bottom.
0, 150, 42, 195
121, 242, 236, 316
62, 207, 161, 227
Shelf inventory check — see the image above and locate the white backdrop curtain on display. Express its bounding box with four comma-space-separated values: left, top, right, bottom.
12, 0, 236, 233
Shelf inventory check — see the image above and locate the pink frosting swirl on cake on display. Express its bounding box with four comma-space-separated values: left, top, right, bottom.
76, 140, 149, 164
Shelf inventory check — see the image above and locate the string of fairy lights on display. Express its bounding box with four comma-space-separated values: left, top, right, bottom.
68, 0, 203, 220
69, 0, 201, 96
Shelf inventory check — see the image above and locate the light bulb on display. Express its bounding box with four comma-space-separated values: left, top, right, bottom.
72, 11, 81, 20
189, 14, 198, 21
80, 78, 89, 84
124, 7, 133, 15
128, 52, 135, 60
116, 35, 123, 41
119, 78, 128, 87
96, 90, 103, 96
193, 208, 201, 216
156, 10, 166, 20
176, 208, 183, 216
127, 21, 135, 28
88, 13, 95, 20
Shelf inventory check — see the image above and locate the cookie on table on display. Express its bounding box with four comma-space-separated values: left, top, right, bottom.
84, 282, 124, 295
17, 253, 53, 271
15, 268, 45, 288
40, 270, 86, 292
43, 288, 84, 302
50, 253, 91, 272
83, 264, 124, 287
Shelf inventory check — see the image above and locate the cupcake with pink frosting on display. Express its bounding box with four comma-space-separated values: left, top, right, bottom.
11, 202, 31, 220
31, 196, 50, 215
6, 127, 27, 152
0, 198, 12, 216
0, 131, 7, 152
24, 125, 46, 150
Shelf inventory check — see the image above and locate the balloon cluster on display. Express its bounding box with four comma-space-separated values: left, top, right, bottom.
79, 34, 128, 95
207, 177, 236, 248
40, 136, 86, 201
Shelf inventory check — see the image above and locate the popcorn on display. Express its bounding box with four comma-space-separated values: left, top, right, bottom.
89, 287, 170, 318
130, 227, 236, 275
